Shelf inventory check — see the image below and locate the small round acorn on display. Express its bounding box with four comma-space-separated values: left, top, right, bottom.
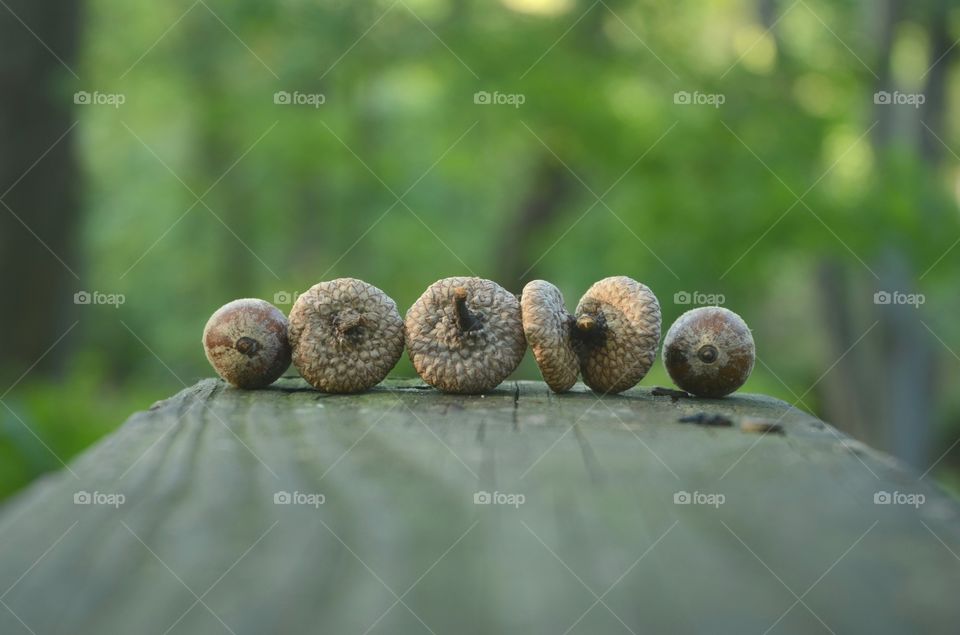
203, 298, 291, 389
573, 276, 661, 394
662, 306, 755, 398
520, 280, 578, 393
405, 277, 526, 394
288, 278, 404, 393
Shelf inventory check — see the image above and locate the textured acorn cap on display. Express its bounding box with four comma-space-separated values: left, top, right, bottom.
574, 276, 661, 394
203, 298, 291, 389
405, 277, 526, 394
288, 278, 404, 393
520, 280, 578, 393
662, 306, 754, 398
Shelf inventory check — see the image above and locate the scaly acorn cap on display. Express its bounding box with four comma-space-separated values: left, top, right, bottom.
288, 278, 404, 393
662, 306, 754, 398
202, 298, 291, 389
520, 280, 578, 393
574, 276, 661, 394
405, 277, 526, 394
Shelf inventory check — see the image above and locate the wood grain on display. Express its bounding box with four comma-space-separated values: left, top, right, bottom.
0, 378, 958, 635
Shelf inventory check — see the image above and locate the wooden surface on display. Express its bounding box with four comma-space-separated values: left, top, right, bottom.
1, 378, 959, 635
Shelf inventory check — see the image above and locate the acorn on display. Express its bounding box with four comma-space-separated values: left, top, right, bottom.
405, 277, 526, 394
203, 298, 292, 389
520, 280, 578, 393
288, 278, 404, 393
573, 276, 661, 394
662, 306, 755, 398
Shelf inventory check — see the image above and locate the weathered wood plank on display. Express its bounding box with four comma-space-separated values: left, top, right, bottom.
0, 379, 958, 635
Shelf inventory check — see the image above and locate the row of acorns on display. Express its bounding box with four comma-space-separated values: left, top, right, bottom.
202, 276, 755, 397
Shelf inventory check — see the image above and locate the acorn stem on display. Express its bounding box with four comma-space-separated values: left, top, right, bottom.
453, 287, 482, 332
334, 310, 364, 336
571, 312, 606, 343
575, 315, 596, 332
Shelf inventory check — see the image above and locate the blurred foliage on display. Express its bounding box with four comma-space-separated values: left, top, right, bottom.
3, 0, 960, 498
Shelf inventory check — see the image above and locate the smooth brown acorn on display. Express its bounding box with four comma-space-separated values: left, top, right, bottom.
662, 306, 755, 398
202, 298, 291, 389
287, 278, 405, 393
405, 277, 526, 394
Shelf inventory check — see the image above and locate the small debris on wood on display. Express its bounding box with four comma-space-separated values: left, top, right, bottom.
740, 418, 785, 435
653, 387, 691, 402
678, 412, 733, 427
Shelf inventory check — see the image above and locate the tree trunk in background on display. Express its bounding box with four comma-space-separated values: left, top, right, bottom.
870, 0, 900, 148
0, 0, 83, 381
878, 252, 935, 467
185, 13, 256, 303
919, 0, 954, 165
814, 262, 873, 444
498, 0, 617, 286
496, 160, 571, 286
815, 0, 952, 468
816, 259, 935, 468
197, 121, 257, 301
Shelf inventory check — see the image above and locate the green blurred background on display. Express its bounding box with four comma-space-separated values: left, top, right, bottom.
2, 0, 959, 499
